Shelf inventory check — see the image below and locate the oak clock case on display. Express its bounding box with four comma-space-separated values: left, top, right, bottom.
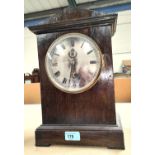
45, 33, 103, 94
29, 8, 125, 149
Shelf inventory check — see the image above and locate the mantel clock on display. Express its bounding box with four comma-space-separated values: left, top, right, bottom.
29, 7, 125, 149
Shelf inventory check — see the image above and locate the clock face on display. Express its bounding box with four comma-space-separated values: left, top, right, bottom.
45, 33, 102, 93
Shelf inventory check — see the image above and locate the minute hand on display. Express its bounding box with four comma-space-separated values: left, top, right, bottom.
68, 58, 77, 85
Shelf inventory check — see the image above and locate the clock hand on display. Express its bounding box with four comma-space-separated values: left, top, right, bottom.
68, 48, 78, 86
68, 62, 73, 85
68, 58, 77, 86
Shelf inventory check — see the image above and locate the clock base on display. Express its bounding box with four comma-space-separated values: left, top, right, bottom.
35, 115, 125, 149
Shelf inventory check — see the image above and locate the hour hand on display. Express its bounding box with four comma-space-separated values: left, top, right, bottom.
68, 64, 73, 85
68, 60, 76, 86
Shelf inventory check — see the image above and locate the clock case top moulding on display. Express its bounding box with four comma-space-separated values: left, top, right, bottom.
29, 7, 125, 149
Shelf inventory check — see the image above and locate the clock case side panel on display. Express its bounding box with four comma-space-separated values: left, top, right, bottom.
36, 25, 116, 125
93, 25, 116, 124
36, 33, 58, 124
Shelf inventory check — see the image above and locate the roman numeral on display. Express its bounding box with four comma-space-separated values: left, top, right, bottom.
87, 50, 93, 55
73, 82, 76, 88
52, 62, 58, 67
81, 41, 85, 48
61, 44, 66, 49
90, 60, 97, 64
53, 52, 59, 56
54, 71, 60, 77
71, 39, 74, 47
62, 78, 67, 84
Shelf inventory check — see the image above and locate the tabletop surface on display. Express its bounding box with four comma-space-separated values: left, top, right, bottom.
24, 103, 131, 155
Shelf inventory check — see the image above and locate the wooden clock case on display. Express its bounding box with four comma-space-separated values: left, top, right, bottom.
29, 7, 125, 149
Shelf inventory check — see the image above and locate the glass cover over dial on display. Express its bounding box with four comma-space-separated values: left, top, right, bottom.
45, 33, 102, 93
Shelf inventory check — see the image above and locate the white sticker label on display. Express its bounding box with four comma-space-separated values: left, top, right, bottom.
65, 131, 80, 141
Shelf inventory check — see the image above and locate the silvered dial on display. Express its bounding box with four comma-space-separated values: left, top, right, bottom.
45, 33, 102, 93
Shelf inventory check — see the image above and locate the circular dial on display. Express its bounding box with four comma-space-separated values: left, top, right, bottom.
45, 33, 102, 93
